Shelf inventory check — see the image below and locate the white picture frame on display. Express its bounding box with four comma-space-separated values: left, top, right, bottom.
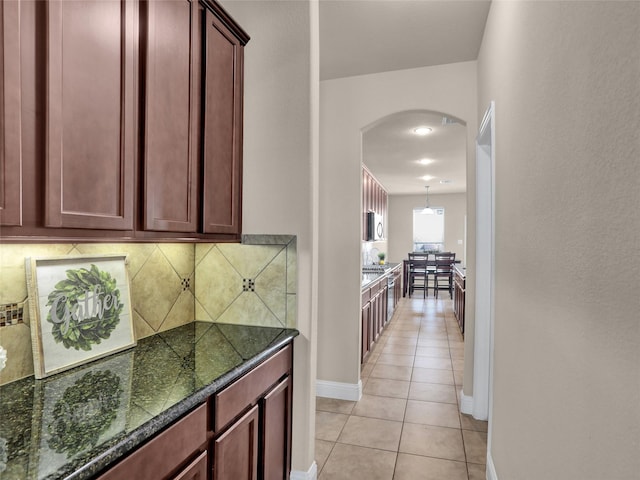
26, 254, 136, 379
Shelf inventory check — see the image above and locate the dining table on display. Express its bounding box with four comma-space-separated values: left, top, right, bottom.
402, 255, 460, 297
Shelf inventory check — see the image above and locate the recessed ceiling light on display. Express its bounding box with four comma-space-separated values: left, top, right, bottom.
413, 126, 432, 136
417, 158, 434, 165
419, 175, 434, 182
440, 179, 453, 184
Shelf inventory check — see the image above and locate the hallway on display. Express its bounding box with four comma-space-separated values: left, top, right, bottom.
315, 295, 488, 479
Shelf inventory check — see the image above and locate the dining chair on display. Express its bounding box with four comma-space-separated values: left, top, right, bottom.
433, 252, 456, 298
407, 253, 431, 298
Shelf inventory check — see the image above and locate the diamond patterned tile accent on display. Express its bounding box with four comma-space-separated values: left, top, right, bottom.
286, 238, 297, 294
74, 243, 157, 278
160, 290, 195, 333
216, 293, 283, 328
158, 244, 194, 278
0, 243, 74, 304
195, 247, 243, 321
131, 249, 183, 331
0, 235, 298, 386
217, 244, 284, 279
243, 278, 255, 292
255, 249, 287, 323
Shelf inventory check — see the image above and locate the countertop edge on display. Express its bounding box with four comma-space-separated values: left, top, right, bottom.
66, 329, 300, 480
361, 263, 401, 292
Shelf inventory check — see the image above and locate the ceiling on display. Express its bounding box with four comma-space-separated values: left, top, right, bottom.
319, 0, 491, 195
363, 110, 467, 194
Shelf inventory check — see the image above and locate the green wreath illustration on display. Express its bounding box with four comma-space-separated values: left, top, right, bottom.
47, 370, 123, 456
46, 264, 124, 351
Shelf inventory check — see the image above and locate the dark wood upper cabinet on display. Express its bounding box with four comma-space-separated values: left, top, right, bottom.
362, 166, 388, 241
44, 0, 136, 230
0, 0, 22, 227
2, 0, 248, 241
141, 0, 201, 233
201, 8, 244, 235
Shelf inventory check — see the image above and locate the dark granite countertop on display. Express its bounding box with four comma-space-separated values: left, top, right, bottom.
0, 322, 298, 480
361, 263, 400, 290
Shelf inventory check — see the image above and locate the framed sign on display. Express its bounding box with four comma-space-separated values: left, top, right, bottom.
26, 255, 136, 379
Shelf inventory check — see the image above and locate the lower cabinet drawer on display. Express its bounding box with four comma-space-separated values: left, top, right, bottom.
173, 451, 207, 480
96, 403, 207, 480
214, 345, 292, 432
362, 288, 371, 304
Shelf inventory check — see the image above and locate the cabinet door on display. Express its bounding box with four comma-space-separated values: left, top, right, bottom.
262, 377, 292, 480
97, 404, 207, 480
202, 8, 243, 235
173, 451, 207, 480
381, 285, 388, 328
45, 0, 135, 230
0, 0, 22, 226
361, 301, 370, 363
369, 295, 377, 346
213, 405, 259, 480
142, 0, 201, 232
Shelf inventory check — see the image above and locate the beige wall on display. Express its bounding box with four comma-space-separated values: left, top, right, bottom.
319, 61, 478, 391
388, 192, 466, 265
220, 1, 318, 474
478, 1, 640, 477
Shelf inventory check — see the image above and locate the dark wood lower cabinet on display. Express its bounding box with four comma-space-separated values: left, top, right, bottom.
361, 275, 391, 364
174, 451, 208, 480
453, 266, 466, 335
262, 377, 293, 480
361, 300, 371, 363
213, 345, 293, 480
213, 405, 259, 480
96, 344, 293, 480
96, 404, 208, 480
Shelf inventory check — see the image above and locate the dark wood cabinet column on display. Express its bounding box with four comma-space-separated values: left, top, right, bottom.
44, 0, 136, 230
201, 7, 245, 236
141, 0, 201, 233
1, 0, 22, 226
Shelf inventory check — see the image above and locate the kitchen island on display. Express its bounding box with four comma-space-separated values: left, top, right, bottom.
0, 322, 298, 480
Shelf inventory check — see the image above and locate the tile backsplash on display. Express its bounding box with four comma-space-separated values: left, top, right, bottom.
195, 235, 297, 328
0, 236, 297, 385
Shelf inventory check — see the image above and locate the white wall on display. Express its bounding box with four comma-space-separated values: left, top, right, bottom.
388, 192, 466, 265
319, 62, 477, 392
220, 1, 318, 474
478, 1, 640, 478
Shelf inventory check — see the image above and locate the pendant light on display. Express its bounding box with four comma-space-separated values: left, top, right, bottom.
422, 185, 434, 214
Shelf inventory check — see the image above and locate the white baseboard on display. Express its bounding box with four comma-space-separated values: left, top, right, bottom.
290, 461, 317, 480
316, 379, 362, 401
487, 451, 498, 480
459, 389, 474, 415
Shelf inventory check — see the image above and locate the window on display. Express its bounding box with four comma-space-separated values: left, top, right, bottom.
413, 208, 445, 252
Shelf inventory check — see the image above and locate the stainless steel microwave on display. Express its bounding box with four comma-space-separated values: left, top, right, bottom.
366, 212, 384, 241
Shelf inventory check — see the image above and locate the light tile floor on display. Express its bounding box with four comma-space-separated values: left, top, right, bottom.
316, 295, 488, 480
